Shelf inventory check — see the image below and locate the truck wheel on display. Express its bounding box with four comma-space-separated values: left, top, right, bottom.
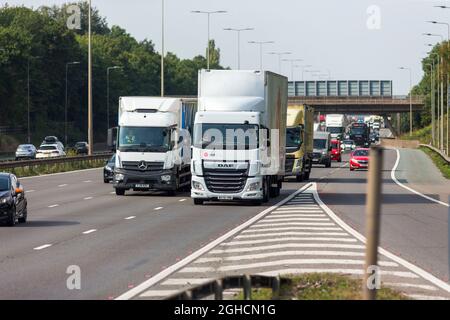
325, 160, 331, 168
263, 179, 270, 203
115, 188, 126, 196
193, 199, 204, 205
167, 190, 176, 196
296, 174, 304, 182
304, 171, 310, 180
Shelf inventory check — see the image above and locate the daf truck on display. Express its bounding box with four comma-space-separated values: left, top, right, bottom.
113, 97, 197, 196
191, 70, 288, 205
285, 105, 314, 182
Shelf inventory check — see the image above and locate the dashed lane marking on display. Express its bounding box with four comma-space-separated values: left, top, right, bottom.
34, 244, 52, 250
48, 204, 59, 208
82, 229, 97, 235
84, 197, 93, 200
124, 216, 136, 220
154, 207, 163, 211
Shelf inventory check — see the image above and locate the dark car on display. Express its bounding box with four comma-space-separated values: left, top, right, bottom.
0, 173, 28, 226
75, 142, 89, 155
103, 154, 116, 183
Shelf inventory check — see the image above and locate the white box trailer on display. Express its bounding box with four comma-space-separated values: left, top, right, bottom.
113, 97, 197, 196
191, 70, 288, 205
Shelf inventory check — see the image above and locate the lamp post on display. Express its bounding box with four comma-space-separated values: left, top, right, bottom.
161, 0, 164, 97
300, 65, 313, 81
87, 0, 93, 155
248, 41, 274, 70
65, 61, 80, 147
191, 10, 227, 70
27, 55, 42, 144
427, 20, 450, 152
398, 67, 413, 136
223, 27, 254, 70
107, 66, 123, 131
282, 58, 303, 80
267, 52, 292, 74
425, 62, 435, 145
429, 51, 440, 147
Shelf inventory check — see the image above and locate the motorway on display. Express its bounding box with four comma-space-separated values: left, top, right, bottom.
0, 148, 448, 299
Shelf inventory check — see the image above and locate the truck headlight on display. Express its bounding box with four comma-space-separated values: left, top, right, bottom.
322, 151, 327, 155
0, 198, 8, 204
161, 175, 171, 182
192, 181, 205, 191
246, 182, 261, 192
115, 173, 125, 181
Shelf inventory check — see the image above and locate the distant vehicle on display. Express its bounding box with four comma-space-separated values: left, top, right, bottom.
40, 136, 64, 151
15, 144, 36, 160
74, 142, 89, 155
36, 144, 66, 159
0, 173, 28, 226
349, 122, 370, 147
341, 140, 356, 151
103, 154, 116, 183
330, 139, 342, 162
326, 114, 348, 140
349, 148, 369, 171
312, 131, 332, 167
369, 133, 377, 144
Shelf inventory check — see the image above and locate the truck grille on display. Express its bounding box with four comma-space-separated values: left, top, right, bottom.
285, 155, 295, 174
122, 161, 164, 173
203, 167, 248, 194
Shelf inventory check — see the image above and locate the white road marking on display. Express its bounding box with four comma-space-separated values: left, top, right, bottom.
161, 278, 213, 286
58, 184, 68, 187
383, 282, 437, 291
124, 216, 136, 220
154, 207, 163, 211
115, 183, 314, 300
257, 268, 419, 279
252, 222, 335, 227
243, 226, 343, 233
179, 267, 215, 273
139, 290, 180, 298
210, 243, 365, 254
83, 180, 92, 183
179, 199, 187, 202
407, 294, 448, 300
27, 190, 35, 193
84, 197, 93, 200
110, 191, 116, 194
34, 244, 52, 250
311, 182, 450, 293
82, 229, 97, 234
272, 210, 323, 214
391, 149, 449, 207
235, 232, 349, 239
261, 217, 330, 222
48, 204, 59, 208
268, 214, 327, 218
217, 259, 398, 272
221, 237, 358, 246
195, 251, 366, 263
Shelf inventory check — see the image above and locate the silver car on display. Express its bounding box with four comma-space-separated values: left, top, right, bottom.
15, 144, 37, 160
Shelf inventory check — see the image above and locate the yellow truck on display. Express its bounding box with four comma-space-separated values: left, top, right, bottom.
285, 105, 314, 181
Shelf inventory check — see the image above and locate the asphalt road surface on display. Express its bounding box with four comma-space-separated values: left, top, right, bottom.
0, 148, 448, 299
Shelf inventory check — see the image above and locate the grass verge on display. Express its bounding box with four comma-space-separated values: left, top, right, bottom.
236, 273, 408, 300
419, 146, 450, 179
7, 159, 106, 178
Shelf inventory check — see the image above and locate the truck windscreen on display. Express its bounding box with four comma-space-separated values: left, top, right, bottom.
350, 127, 366, 135
118, 126, 170, 152
313, 139, 327, 149
286, 127, 302, 149
194, 123, 259, 150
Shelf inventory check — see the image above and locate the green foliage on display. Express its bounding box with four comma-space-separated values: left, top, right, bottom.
0, 4, 224, 149
420, 146, 450, 179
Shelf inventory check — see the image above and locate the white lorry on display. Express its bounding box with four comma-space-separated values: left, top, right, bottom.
191, 70, 288, 205
325, 114, 347, 140
113, 97, 197, 196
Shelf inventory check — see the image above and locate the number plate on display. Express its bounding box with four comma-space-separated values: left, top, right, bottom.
218, 195, 233, 200
135, 184, 150, 188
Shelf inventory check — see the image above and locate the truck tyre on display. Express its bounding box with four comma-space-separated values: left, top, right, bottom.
167, 190, 176, 196
263, 179, 270, 203
296, 174, 304, 182
193, 199, 204, 205
325, 159, 331, 168
115, 188, 126, 196
304, 171, 310, 180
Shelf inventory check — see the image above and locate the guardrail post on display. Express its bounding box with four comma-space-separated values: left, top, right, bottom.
243, 275, 252, 300
214, 280, 223, 300
271, 276, 280, 299
363, 145, 383, 300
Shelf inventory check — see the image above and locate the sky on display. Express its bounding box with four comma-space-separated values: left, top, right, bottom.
3, 0, 450, 94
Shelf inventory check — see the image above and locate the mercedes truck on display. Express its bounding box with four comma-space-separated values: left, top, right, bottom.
113, 97, 197, 196
285, 105, 314, 182
191, 70, 288, 205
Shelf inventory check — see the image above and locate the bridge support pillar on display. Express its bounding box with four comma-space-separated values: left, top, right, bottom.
383, 115, 398, 138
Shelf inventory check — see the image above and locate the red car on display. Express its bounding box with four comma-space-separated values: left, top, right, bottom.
349, 148, 369, 171
330, 139, 342, 162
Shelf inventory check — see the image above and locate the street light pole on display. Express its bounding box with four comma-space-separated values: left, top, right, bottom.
65, 61, 80, 147
282, 58, 303, 80
223, 28, 254, 70
191, 10, 227, 70
248, 41, 274, 70
161, 0, 164, 97
267, 52, 292, 74
88, 0, 93, 155
399, 67, 413, 136
107, 66, 123, 131
425, 62, 434, 145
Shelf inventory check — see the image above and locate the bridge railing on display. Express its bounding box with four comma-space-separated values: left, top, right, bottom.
288, 95, 425, 105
